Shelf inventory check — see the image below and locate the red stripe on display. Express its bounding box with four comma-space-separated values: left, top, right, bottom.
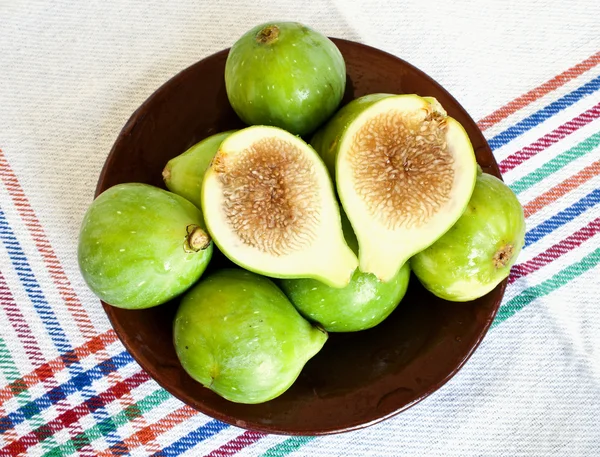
95, 405, 200, 457
0, 371, 152, 456
477, 51, 600, 131
499, 103, 600, 174
0, 272, 42, 450
0, 331, 117, 405
204, 431, 266, 457
0, 151, 95, 339
0, 329, 118, 456
0, 272, 92, 454
0, 318, 121, 454
510, 217, 600, 283
0, 272, 44, 365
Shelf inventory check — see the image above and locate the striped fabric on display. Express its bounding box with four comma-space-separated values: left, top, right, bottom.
1, 5, 599, 457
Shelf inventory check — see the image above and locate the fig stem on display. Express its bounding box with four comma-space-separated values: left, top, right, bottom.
256, 25, 280, 44
185, 225, 211, 252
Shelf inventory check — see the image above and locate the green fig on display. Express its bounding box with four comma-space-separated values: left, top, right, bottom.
163, 131, 236, 209
280, 214, 410, 332
411, 173, 525, 301
225, 22, 346, 136
173, 269, 327, 404
78, 183, 213, 309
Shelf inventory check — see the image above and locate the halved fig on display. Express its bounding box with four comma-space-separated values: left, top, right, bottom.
201, 126, 358, 287
312, 94, 477, 282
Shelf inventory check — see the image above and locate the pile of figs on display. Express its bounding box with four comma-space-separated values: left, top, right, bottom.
78, 22, 525, 404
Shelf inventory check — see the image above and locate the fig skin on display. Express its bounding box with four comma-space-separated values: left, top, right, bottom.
280, 215, 410, 332
78, 183, 213, 309
225, 22, 346, 136
173, 269, 327, 404
281, 263, 410, 333
411, 173, 525, 302
163, 131, 236, 209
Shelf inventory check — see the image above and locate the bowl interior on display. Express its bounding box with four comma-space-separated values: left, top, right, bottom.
96, 38, 504, 435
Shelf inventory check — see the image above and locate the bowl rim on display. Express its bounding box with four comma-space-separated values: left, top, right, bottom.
95, 37, 504, 436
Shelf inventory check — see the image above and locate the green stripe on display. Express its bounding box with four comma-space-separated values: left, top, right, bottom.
41, 388, 171, 457
494, 247, 600, 326
510, 131, 600, 194
0, 337, 60, 452
0, 337, 21, 384
262, 437, 316, 457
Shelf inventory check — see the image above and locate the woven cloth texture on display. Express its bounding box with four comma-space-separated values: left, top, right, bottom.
1, 0, 599, 455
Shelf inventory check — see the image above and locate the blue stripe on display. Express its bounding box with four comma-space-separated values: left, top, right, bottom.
152, 420, 230, 456
488, 75, 600, 150
0, 208, 71, 353
0, 350, 134, 431
0, 206, 122, 446
525, 188, 600, 247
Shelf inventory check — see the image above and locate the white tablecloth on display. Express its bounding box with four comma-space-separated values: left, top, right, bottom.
1, 1, 599, 455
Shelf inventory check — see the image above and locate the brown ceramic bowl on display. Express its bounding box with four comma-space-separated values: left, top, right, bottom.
96, 38, 504, 435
